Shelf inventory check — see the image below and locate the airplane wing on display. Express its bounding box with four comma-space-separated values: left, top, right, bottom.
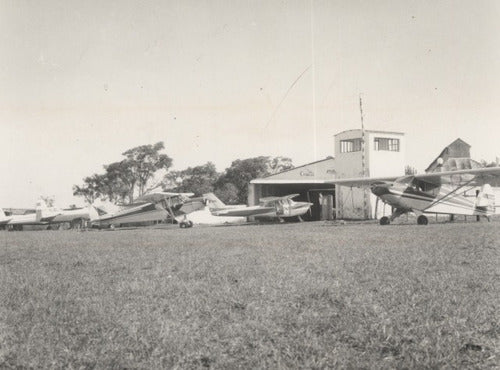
326, 175, 400, 187
326, 167, 500, 187
135, 192, 195, 203
7, 216, 49, 225
176, 197, 206, 215
259, 194, 300, 203
38, 214, 62, 222
412, 167, 500, 186
0, 218, 12, 225
97, 202, 156, 221
213, 206, 276, 217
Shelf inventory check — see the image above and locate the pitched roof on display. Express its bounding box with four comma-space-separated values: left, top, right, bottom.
251, 157, 336, 184
425, 138, 471, 172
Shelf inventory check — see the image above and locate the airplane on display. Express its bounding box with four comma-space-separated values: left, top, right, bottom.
203, 193, 313, 221
0, 209, 12, 229
329, 167, 500, 225
90, 192, 205, 229
2, 199, 57, 230
3, 200, 96, 230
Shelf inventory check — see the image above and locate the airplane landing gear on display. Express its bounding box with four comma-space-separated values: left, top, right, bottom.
379, 209, 406, 225
179, 220, 193, 228
417, 215, 428, 225
379, 216, 390, 225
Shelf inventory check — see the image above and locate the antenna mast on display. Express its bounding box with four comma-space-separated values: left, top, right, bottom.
359, 96, 369, 219
359, 96, 366, 176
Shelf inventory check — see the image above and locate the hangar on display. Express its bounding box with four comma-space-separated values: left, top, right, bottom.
249, 157, 337, 221
248, 129, 406, 220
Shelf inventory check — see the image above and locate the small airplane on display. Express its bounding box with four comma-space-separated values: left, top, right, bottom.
0, 209, 12, 229
203, 193, 313, 221
329, 167, 500, 225
40, 204, 97, 228
2, 199, 96, 230
91, 192, 205, 229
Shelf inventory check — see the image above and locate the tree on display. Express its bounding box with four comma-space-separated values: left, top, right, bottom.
104, 161, 136, 203
216, 156, 293, 204
73, 141, 173, 204
214, 182, 239, 204
72, 174, 103, 204
121, 142, 173, 198
163, 162, 219, 196
40, 196, 55, 207
73, 171, 130, 204
267, 156, 294, 174
405, 165, 417, 175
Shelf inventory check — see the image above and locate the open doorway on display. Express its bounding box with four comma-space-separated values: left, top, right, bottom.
307, 189, 335, 221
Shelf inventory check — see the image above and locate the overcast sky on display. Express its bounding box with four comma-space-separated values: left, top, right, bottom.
1, 0, 499, 207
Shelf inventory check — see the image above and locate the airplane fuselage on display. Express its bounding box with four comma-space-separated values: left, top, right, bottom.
257, 200, 314, 219
372, 183, 493, 216
92, 197, 206, 228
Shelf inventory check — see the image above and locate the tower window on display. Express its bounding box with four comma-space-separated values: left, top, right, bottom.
374, 138, 399, 151
340, 139, 362, 153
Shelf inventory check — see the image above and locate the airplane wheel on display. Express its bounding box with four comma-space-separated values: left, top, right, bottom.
417, 215, 428, 225
179, 222, 186, 228
187, 221, 193, 228
379, 216, 390, 225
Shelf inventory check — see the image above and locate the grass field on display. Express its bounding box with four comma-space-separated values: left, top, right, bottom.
0, 221, 498, 369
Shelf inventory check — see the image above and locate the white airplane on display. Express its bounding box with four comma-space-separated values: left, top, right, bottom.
3, 199, 96, 230
329, 167, 500, 225
0, 209, 12, 229
91, 192, 205, 229
2, 199, 58, 230
204, 193, 313, 221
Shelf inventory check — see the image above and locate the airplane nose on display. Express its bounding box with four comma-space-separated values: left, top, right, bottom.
371, 184, 391, 197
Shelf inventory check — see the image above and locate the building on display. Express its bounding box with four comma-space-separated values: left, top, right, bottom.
425, 138, 481, 172
334, 129, 405, 219
249, 129, 406, 220
425, 137, 500, 190
249, 157, 337, 221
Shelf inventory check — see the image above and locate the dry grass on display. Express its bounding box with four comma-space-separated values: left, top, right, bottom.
0, 221, 499, 369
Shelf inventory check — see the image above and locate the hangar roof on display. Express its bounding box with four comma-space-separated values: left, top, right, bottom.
334, 129, 405, 137
251, 157, 336, 184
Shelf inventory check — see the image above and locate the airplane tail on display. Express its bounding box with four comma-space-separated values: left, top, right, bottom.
203, 193, 226, 210
35, 199, 48, 222
88, 206, 102, 222
0, 208, 7, 220
475, 184, 495, 216
35, 199, 60, 222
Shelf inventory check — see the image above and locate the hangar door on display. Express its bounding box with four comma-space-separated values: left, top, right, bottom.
306, 189, 335, 221
249, 183, 335, 221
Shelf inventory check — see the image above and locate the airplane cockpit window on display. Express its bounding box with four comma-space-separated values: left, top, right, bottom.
398, 177, 440, 195
414, 179, 440, 195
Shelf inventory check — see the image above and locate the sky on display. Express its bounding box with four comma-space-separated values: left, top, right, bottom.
1, 0, 499, 208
